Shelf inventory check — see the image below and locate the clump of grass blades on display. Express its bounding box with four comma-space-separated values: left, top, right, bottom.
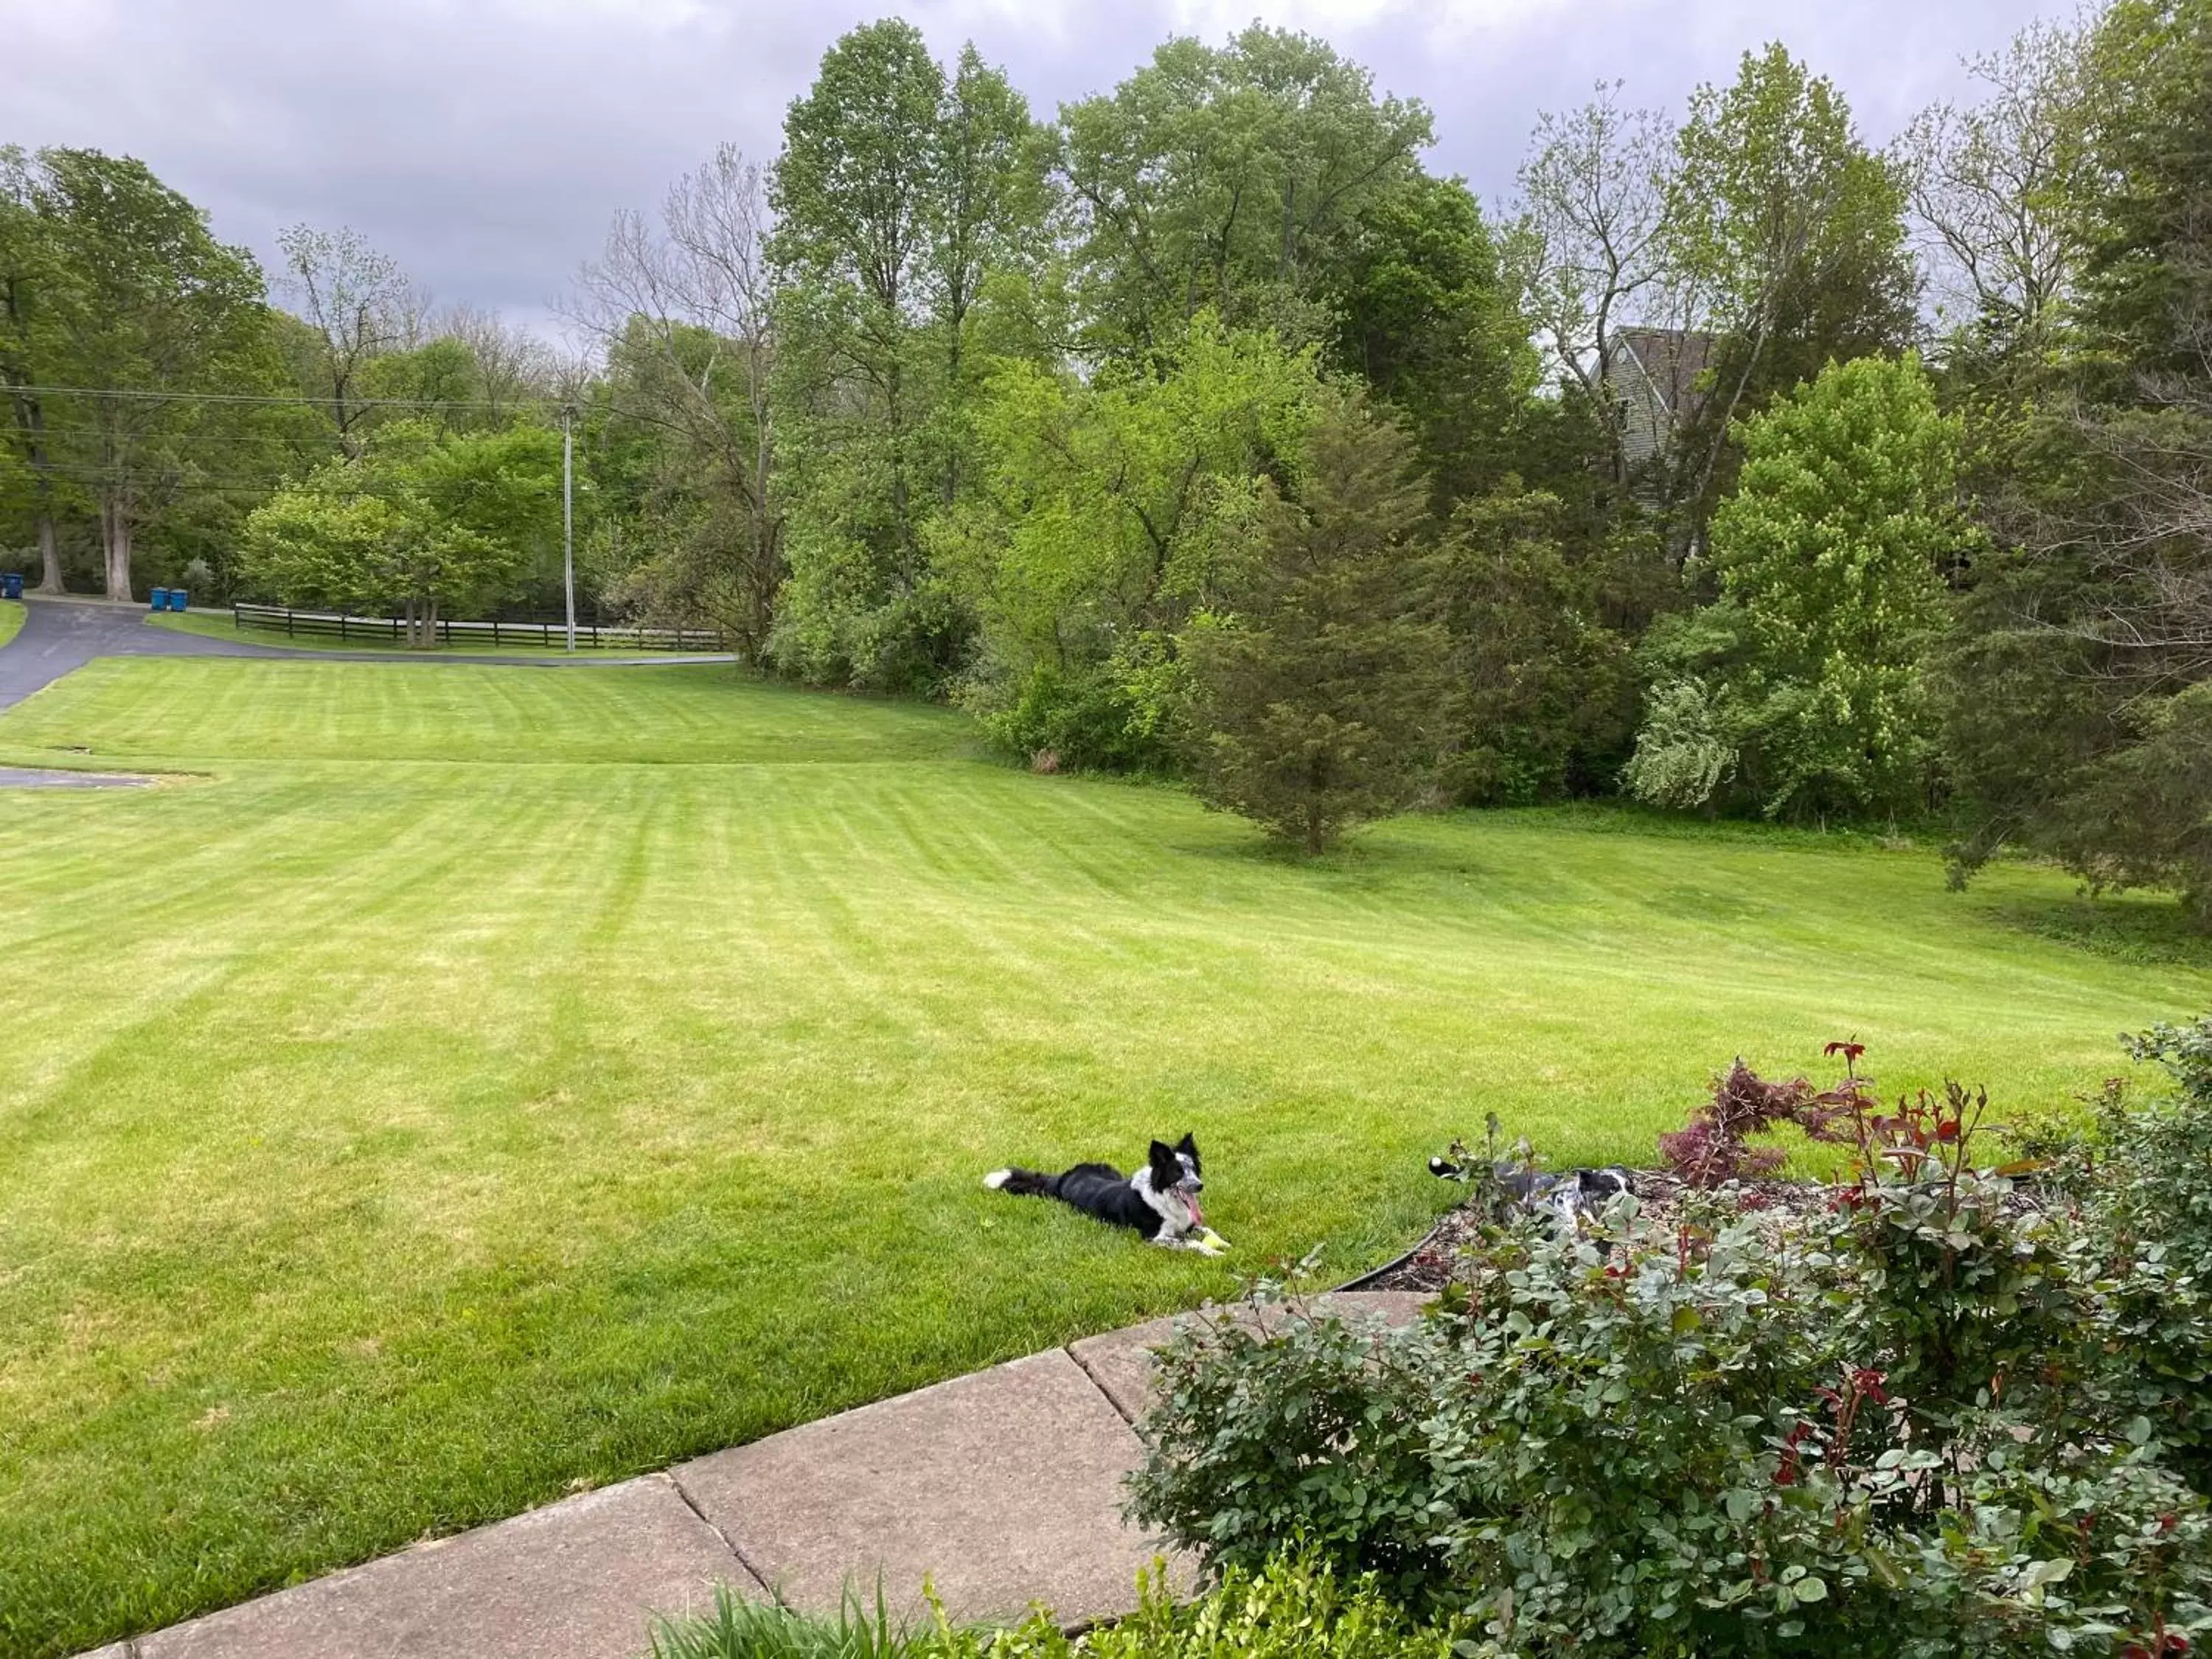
648, 1585, 957, 1659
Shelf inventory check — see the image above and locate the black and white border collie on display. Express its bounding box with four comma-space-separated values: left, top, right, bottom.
984, 1133, 1228, 1253
1429, 1155, 1635, 1222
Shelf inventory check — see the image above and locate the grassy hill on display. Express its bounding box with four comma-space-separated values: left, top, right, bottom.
1, 656, 2204, 1655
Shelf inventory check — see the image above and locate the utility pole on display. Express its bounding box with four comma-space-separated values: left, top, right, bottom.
561, 404, 576, 654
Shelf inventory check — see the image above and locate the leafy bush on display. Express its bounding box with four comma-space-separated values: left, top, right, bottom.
2089, 1018, 2212, 1498
1130, 1031, 2212, 1657
1085, 1554, 1460, 1659
977, 664, 1172, 775
1126, 1299, 1462, 1605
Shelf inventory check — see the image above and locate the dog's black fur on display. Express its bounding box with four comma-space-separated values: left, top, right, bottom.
986, 1133, 1217, 1249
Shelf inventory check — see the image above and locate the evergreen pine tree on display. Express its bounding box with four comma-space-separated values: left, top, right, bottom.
1181, 397, 1448, 852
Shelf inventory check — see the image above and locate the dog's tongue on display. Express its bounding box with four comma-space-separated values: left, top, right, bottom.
1183, 1189, 1204, 1227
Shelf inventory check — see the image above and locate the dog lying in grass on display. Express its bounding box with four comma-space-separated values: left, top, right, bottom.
1429, 1153, 1635, 1223
985, 1133, 1230, 1254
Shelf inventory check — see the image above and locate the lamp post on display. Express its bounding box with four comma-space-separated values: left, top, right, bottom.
561, 404, 576, 654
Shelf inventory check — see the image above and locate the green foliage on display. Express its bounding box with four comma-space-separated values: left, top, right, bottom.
0, 147, 285, 599
648, 1585, 943, 1659
1665, 44, 1918, 435
646, 1557, 1455, 1659
1057, 28, 1431, 358
1086, 1555, 1459, 1659
942, 315, 1321, 764
2092, 1016, 2212, 1495
1313, 173, 1537, 508
1432, 483, 1636, 804
1940, 1, 2212, 928
1133, 1036, 2212, 1655
1630, 354, 1966, 820
1180, 396, 1448, 852
767, 22, 1046, 692
977, 664, 1169, 775
238, 421, 560, 639
2073, 0, 2212, 375
1127, 1301, 1458, 1604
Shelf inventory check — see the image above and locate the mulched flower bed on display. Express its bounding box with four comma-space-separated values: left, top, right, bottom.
1357, 1172, 1836, 1294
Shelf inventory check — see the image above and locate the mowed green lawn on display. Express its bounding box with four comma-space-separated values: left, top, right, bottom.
1, 658, 2207, 1656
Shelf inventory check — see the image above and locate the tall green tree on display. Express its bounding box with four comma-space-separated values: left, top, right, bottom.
1663, 46, 1919, 526
1315, 172, 1537, 507
18, 149, 277, 599
2072, 0, 2212, 374
1940, 0, 2212, 922
1181, 393, 1448, 852
1629, 354, 1966, 821
768, 21, 1043, 691
1057, 27, 1432, 359
0, 147, 77, 593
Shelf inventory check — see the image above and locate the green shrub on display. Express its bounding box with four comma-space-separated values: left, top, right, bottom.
1087, 1554, 1459, 1659
1125, 1303, 1464, 1606
978, 664, 1172, 774
1129, 1032, 2212, 1656
2088, 1018, 2212, 1498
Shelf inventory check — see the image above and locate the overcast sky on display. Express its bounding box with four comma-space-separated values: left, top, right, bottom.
6, 0, 2063, 337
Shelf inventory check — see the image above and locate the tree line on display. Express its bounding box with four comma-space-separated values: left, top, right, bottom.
3, 0, 2208, 917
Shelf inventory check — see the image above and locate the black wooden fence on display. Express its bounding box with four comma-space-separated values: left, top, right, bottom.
229, 603, 728, 653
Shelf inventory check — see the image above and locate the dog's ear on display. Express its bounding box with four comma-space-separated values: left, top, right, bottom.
1149, 1139, 1180, 1175
1175, 1132, 1199, 1166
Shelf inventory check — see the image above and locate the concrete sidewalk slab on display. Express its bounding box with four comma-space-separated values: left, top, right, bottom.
674, 1349, 1183, 1629
136, 1475, 754, 1659
1069, 1291, 1433, 1422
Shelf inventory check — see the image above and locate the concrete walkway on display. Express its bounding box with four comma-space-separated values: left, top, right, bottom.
0, 597, 736, 714
79, 1293, 1427, 1659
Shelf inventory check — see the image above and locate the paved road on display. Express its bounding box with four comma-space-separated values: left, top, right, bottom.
0, 597, 736, 714
0, 765, 154, 788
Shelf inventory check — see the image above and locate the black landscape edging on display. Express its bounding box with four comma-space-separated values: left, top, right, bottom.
1333, 1211, 1457, 1293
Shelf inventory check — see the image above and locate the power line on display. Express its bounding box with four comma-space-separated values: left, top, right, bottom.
2, 383, 562, 411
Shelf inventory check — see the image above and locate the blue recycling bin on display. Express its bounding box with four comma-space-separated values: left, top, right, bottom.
168, 588, 189, 613
1, 572, 21, 600
150, 588, 170, 612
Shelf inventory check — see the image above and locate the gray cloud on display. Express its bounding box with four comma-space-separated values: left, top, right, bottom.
4, 0, 2063, 333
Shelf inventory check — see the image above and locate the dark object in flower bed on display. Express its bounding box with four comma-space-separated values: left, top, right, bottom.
1366, 1171, 1829, 1293
1427, 1154, 1635, 1217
